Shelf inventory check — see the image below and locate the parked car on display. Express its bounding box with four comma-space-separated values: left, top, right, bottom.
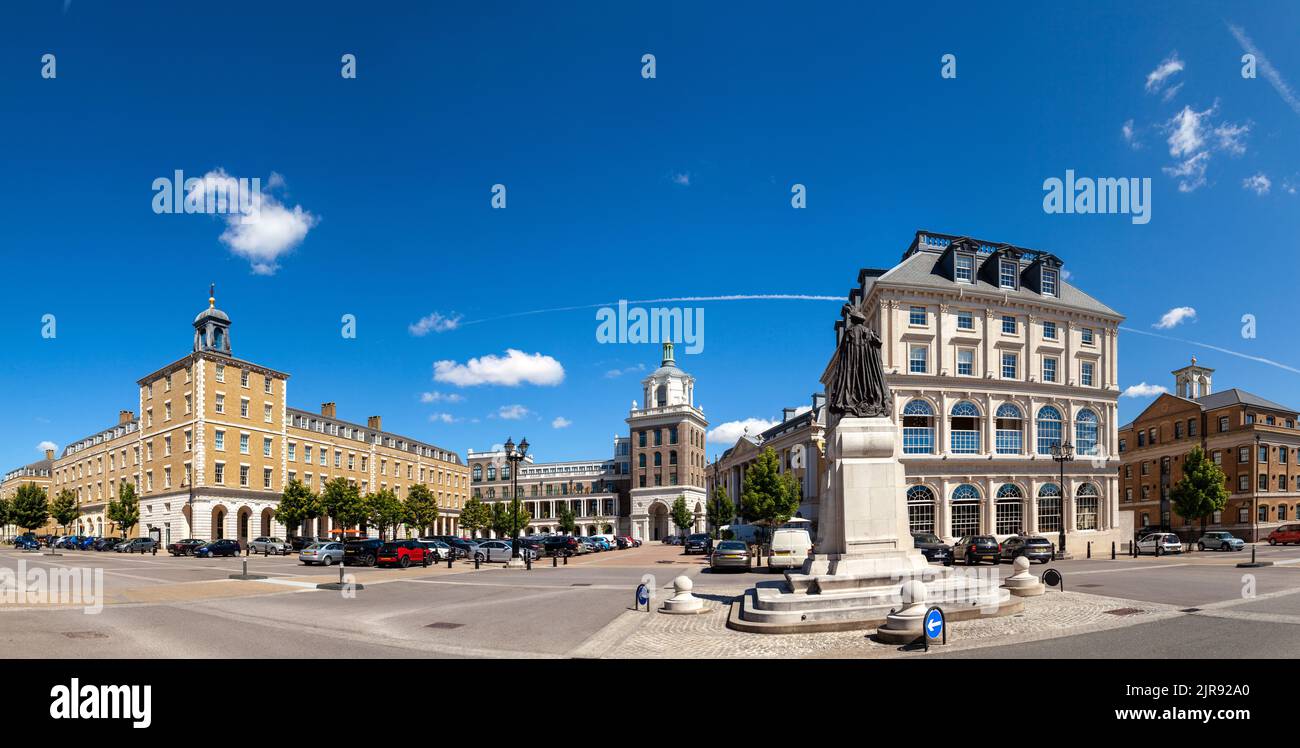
1134, 525, 1173, 543
53, 535, 78, 550
114, 538, 158, 554
619, 535, 641, 548
911, 532, 953, 565
683, 533, 712, 555
768, 528, 813, 570
300, 542, 343, 566
953, 535, 1000, 565
248, 536, 291, 555
710, 540, 752, 572
999, 535, 1054, 563
14, 536, 40, 551
93, 537, 124, 551
344, 538, 385, 567
377, 540, 431, 568
289, 536, 321, 552
1267, 524, 1300, 546
77, 536, 98, 550
193, 539, 241, 558
167, 538, 207, 556
587, 536, 613, 552
431, 536, 478, 558
473, 539, 537, 563
662, 535, 678, 545
416, 538, 453, 561
1198, 531, 1245, 552
543, 535, 580, 556
1135, 533, 1183, 556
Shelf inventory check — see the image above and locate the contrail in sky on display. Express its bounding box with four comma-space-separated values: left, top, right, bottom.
1120, 326, 1300, 375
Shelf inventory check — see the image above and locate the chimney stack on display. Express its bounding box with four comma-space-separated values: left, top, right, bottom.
321, 402, 336, 418
119, 410, 135, 424
44, 448, 55, 461
367, 415, 382, 431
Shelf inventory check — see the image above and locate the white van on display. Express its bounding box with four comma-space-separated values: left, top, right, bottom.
767, 527, 813, 571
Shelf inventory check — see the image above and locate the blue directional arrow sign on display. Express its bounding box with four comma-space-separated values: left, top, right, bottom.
636, 584, 650, 608
924, 608, 944, 640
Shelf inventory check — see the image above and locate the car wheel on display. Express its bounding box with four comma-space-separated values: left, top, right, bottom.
474, 552, 485, 562
1198, 543, 1205, 551
1269, 539, 1277, 546
365, 554, 376, 567
965, 555, 974, 566
400, 556, 411, 569
322, 556, 332, 566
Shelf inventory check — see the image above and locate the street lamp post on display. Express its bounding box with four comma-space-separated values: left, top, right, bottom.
1050, 441, 1075, 559
1254, 434, 1261, 544
503, 437, 529, 567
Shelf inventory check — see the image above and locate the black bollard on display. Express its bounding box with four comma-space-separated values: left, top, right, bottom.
1087, 541, 1092, 559
564, 553, 569, 565
552, 555, 558, 567
446, 553, 453, 569
474, 555, 480, 569
1252, 545, 1257, 564
1111, 541, 1116, 560
526, 555, 532, 570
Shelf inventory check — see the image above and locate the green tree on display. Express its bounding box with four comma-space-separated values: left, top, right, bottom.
670, 495, 694, 537
740, 447, 801, 531
319, 478, 365, 539
489, 501, 532, 539
275, 478, 320, 539
364, 488, 406, 540
0, 496, 11, 531
107, 482, 140, 538
556, 503, 578, 535
50, 489, 80, 534
460, 497, 491, 538
1171, 446, 1231, 535
10, 483, 49, 532
404, 484, 439, 537
706, 484, 735, 539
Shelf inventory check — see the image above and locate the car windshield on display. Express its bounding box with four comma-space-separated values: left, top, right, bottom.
1026, 538, 1051, 545
912, 533, 941, 544
688, 534, 709, 541
717, 541, 746, 551
306, 543, 326, 550
380, 543, 398, 552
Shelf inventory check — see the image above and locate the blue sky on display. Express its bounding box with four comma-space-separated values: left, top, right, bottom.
2, 1, 1299, 469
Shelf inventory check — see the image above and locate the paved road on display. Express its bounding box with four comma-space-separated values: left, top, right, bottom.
3, 542, 1298, 658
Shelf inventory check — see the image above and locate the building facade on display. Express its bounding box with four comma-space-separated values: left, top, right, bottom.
1, 451, 54, 536
38, 291, 468, 545
848, 231, 1124, 549
1118, 359, 1300, 542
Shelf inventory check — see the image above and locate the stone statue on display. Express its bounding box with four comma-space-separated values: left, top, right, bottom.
821, 302, 891, 418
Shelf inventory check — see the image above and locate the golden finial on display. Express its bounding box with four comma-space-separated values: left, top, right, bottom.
209, 282, 215, 308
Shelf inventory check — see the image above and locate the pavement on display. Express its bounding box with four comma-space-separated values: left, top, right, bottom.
3, 541, 1299, 658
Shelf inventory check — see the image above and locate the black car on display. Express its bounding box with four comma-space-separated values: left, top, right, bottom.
683, 533, 712, 555
542, 535, 580, 556
344, 538, 384, 567
289, 536, 321, 552
953, 535, 1000, 565
911, 532, 952, 565
429, 535, 477, 558
1000, 535, 1054, 563
194, 539, 241, 558
93, 537, 124, 551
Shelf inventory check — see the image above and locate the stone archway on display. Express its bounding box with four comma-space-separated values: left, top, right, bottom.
237, 507, 253, 543
211, 505, 228, 540
260, 508, 274, 537
649, 502, 669, 541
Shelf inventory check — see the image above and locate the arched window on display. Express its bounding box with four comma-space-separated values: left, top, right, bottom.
472, 465, 482, 481
1075, 483, 1099, 530
995, 484, 1024, 535
951, 483, 981, 536
902, 400, 935, 454
906, 485, 936, 533
950, 401, 981, 454
1036, 406, 1063, 455
1037, 483, 1062, 533
501, 465, 510, 480
656, 384, 667, 406
638, 454, 646, 468
1075, 409, 1099, 456
669, 450, 678, 465
487, 465, 497, 481
995, 404, 1023, 454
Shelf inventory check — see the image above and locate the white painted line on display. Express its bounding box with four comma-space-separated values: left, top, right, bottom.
1068, 563, 1190, 576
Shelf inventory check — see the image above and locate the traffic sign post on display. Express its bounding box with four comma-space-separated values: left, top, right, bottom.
635, 583, 651, 612
1041, 567, 1064, 592
922, 606, 946, 651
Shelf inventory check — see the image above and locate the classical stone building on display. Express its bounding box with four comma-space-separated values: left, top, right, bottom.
1118, 358, 1300, 542
707, 394, 826, 532
812, 231, 1126, 550
39, 290, 468, 545
0, 451, 54, 536
466, 441, 629, 538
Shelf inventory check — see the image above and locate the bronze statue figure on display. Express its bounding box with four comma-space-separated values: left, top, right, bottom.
821, 302, 891, 418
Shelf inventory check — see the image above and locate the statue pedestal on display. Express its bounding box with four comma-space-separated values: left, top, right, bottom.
732, 416, 1016, 633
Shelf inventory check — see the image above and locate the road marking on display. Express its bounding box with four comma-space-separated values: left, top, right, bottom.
1068, 563, 1190, 576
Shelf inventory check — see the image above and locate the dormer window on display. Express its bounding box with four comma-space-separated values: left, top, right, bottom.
1042, 268, 1059, 297
999, 259, 1018, 289
955, 254, 974, 283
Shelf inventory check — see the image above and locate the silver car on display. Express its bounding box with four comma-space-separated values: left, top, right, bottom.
473, 539, 538, 563
299, 542, 343, 566
249, 536, 291, 555
709, 540, 752, 572
1197, 532, 1245, 552
1136, 533, 1183, 555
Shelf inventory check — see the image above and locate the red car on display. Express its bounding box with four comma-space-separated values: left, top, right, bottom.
376, 540, 431, 568
1268, 524, 1300, 545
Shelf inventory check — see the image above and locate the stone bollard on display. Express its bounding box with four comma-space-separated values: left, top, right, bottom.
659, 575, 707, 614
1001, 556, 1046, 597
875, 580, 930, 643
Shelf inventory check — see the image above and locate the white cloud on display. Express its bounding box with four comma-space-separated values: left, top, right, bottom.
434, 349, 565, 387
496, 404, 530, 420
420, 391, 463, 404
1213, 122, 1250, 155
428, 412, 458, 424
1123, 382, 1169, 398
1243, 173, 1272, 195
1228, 24, 1300, 117
551, 416, 572, 429
707, 418, 778, 446
37, 440, 58, 453
190, 169, 318, 275
1121, 119, 1141, 149
1282, 178, 1298, 195
1161, 82, 1184, 102
409, 312, 462, 336
671, 172, 691, 186
1163, 151, 1210, 192
1145, 53, 1184, 94
1160, 104, 1250, 192
1154, 306, 1197, 329
1165, 105, 1208, 157
604, 363, 646, 379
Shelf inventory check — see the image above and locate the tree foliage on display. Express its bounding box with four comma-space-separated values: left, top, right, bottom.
740, 447, 801, 529
10, 483, 49, 532
319, 478, 365, 536
1171, 446, 1231, 531
276, 479, 321, 538
670, 495, 694, 536
490, 501, 531, 538
706, 484, 734, 538
459, 497, 491, 538
556, 503, 577, 534
107, 482, 140, 537
365, 488, 407, 540
50, 489, 80, 533
404, 484, 439, 537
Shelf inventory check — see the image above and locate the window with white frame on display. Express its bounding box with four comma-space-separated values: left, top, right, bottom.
907, 485, 936, 532
908, 345, 928, 374
950, 401, 981, 454
1075, 483, 1099, 530
901, 400, 935, 454
1037, 483, 1062, 533
955, 254, 974, 282
1081, 327, 1095, 345
1001, 352, 1018, 379
995, 484, 1024, 535
1075, 409, 1099, 455
1043, 321, 1057, 340
995, 403, 1023, 454
909, 306, 927, 326
1036, 406, 1063, 454
956, 311, 974, 330
1001, 315, 1017, 334
957, 348, 974, 376
1043, 357, 1058, 383
1081, 361, 1095, 387
1042, 268, 1058, 297
951, 484, 982, 536
999, 259, 1017, 289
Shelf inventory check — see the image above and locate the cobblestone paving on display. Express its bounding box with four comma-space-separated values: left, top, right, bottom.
612, 584, 1181, 658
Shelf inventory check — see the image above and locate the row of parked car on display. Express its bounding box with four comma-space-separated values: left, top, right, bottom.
8, 534, 160, 553
909, 533, 1057, 566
